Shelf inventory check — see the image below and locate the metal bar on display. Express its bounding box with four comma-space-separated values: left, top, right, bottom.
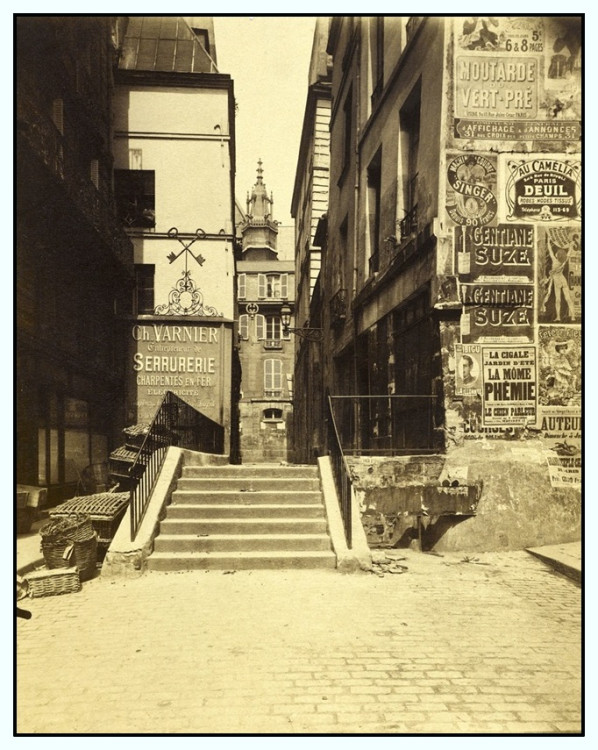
129, 390, 224, 541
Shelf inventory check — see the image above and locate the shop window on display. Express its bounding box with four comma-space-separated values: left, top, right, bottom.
115, 169, 156, 228
134, 264, 155, 314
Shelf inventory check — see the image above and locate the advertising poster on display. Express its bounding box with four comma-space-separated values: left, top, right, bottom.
538, 406, 581, 488
460, 283, 534, 343
537, 225, 581, 324
453, 17, 581, 141
504, 155, 581, 222
541, 16, 582, 123
455, 343, 482, 395
455, 224, 534, 281
130, 322, 226, 424
446, 153, 497, 226
481, 345, 537, 425
538, 326, 582, 408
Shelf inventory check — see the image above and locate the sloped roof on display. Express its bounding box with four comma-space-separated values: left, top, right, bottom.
119, 17, 216, 73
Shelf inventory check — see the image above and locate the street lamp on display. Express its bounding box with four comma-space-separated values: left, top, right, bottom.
280, 303, 323, 342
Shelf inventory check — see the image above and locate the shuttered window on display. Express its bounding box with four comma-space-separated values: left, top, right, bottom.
264, 359, 283, 392
255, 314, 265, 340
238, 314, 249, 340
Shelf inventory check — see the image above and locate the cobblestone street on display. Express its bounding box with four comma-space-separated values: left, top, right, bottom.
16, 549, 581, 735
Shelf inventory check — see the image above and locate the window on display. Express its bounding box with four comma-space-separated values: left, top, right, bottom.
258, 273, 288, 299
134, 264, 155, 314
263, 408, 283, 422
367, 149, 382, 273
237, 273, 246, 299
191, 27, 210, 55
264, 359, 283, 394
238, 314, 249, 340
256, 315, 289, 342
342, 87, 353, 172
399, 83, 421, 239
370, 17, 384, 106
114, 170, 156, 228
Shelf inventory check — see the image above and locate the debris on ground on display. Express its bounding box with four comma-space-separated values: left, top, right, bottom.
370, 551, 408, 577
459, 555, 491, 565
443, 555, 491, 566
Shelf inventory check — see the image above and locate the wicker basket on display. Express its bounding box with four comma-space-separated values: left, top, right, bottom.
40, 513, 94, 543
41, 531, 98, 582
50, 493, 129, 546
25, 568, 81, 598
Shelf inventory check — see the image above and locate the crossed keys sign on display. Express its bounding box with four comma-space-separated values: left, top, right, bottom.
166, 227, 207, 268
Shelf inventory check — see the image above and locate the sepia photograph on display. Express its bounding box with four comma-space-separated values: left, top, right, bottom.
15, 10, 583, 737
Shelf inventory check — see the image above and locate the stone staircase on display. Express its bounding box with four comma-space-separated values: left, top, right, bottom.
147, 463, 337, 571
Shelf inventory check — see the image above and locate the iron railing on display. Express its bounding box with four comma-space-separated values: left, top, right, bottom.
399, 204, 418, 240
328, 394, 438, 455
129, 390, 224, 540
326, 395, 353, 548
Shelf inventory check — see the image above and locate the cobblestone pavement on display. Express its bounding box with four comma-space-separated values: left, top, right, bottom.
16, 549, 581, 735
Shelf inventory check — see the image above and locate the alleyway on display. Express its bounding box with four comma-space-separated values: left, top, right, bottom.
16, 549, 581, 735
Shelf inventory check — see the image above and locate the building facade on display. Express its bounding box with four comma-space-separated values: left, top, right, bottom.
290, 18, 332, 464
112, 17, 238, 456
236, 164, 295, 463
16, 17, 134, 504
294, 16, 582, 551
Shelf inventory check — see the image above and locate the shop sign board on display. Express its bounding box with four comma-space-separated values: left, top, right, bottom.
130, 322, 225, 424
455, 224, 534, 282
481, 345, 537, 425
505, 157, 581, 222
538, 406, 581, 487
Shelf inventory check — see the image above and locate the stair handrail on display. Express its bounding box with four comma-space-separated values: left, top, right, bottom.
326, 395, 353, 548
129, 390, 224, 540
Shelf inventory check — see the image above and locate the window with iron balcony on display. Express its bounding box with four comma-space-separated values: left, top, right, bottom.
330, 288, 348, 325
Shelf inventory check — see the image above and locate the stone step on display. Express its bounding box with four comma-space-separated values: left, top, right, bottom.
176, 477, 321, 492
159, 517, 328, 535
171, 490, 322, 505
166, 503, 326, 519
147, 550, 337, 571
154, 533, 332, 553
182, 464, 318, 478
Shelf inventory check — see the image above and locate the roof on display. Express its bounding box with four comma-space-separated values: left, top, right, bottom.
119, 17, 217, 73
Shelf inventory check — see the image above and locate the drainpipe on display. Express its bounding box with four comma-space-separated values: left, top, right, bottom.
352, 27, 361, 446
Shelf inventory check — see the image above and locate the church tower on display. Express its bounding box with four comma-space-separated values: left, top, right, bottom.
240, 160, 278, 260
